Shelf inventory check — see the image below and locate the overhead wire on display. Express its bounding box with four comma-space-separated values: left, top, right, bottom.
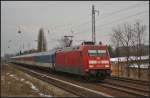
96, 11, 148, 30
72, 1, 148, 32
95, 1, 147, 22
77, 10, 148, 34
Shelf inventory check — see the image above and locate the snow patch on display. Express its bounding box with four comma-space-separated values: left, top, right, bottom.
39, 93, 44, 96
110, 56, 149, 62
20, 78, 25, 82
7, 82, 11, 84
9, 74, 15, 77
110, 56, 149, 69
14, 77, 19, 80
1, 76, 5, 80
130, 63, 149, 68
6, 72, 52, 97
24, 80, 52, 97
9, 74, 20, 80
39, 93, 52, 97
31, 84, 39, 91
6, 73, 10, 75
25, 81, 39, 92
25, 81, 30, 84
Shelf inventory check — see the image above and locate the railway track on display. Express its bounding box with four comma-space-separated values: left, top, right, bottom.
110, 76, 149, 86
10, 62, 149, 97
104, 78, 149, 92
100, 77, 149, 97
97, 81, 149, 97
10, 62, 112, 97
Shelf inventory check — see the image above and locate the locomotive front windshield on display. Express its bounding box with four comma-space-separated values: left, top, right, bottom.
88, 50, 107, 57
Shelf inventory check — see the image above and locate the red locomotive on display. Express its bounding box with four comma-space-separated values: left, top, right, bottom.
55, 41, 111, 80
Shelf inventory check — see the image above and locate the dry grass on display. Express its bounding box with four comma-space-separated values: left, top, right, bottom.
1, 63, 40, 97
1, 62, 77, 97
111, 63, 149, 81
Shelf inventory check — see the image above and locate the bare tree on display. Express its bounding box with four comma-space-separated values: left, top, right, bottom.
111, 21, 147, 79
132, 21, 146, 78
111, 25, 122, 77
112, 23, 134, 77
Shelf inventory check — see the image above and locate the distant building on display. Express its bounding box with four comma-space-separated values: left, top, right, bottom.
116, 44, 149, 56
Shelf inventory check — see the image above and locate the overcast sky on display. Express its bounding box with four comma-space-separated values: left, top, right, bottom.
1, 1, 149, 56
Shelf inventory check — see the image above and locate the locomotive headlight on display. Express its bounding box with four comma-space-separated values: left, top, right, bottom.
101, 60, 109, 64
89, 65, 94, 68
105, 65, 109, 68
89, 60, 97, 64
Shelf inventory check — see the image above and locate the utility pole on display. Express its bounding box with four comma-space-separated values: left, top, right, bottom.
17, 26, 22, 55
92, 5, 99, 44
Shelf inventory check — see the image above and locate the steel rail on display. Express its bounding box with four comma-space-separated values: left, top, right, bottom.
97, 82, 149, 97
110, 76, 148, 86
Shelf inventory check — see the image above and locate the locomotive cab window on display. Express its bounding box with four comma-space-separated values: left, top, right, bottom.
88, 50, 97, 56
88, 50, 107, 57
97, 50, 106, 56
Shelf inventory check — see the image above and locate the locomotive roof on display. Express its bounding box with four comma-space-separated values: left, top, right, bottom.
57, 45, 81, 52
56, 44, 107, 52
